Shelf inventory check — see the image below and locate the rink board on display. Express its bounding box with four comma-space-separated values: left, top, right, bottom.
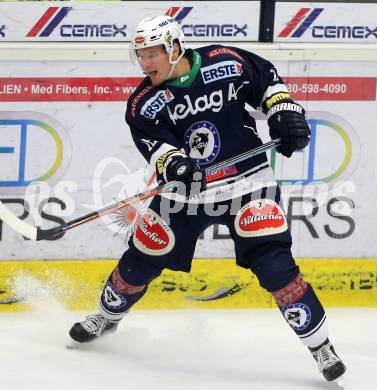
0, 258, 376, 312
1, 52, 377, 261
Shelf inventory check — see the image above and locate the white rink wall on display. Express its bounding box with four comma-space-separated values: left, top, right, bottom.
1, 0, 377, 261
0, 42, 376, 260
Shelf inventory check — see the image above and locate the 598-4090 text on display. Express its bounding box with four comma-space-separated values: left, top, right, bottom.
286, 83, 347, 94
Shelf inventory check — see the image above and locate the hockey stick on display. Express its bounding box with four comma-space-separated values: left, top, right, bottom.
0, 139, 280, 241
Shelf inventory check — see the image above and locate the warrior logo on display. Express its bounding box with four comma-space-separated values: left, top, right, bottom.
235, 198, 288, 237
184, 121, 220, 165
192, 132, 209, 156
282, 303, 311, 331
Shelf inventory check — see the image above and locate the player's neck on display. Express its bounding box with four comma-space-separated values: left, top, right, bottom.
169, 56, 191, 80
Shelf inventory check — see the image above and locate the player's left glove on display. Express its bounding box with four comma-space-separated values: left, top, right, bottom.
267, 99, 311, 158
156, 149, 206, 196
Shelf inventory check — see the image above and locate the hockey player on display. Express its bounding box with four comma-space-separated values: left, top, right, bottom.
69, 15, 346, 383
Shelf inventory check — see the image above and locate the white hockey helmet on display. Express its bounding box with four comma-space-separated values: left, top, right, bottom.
131, 15, 186, 78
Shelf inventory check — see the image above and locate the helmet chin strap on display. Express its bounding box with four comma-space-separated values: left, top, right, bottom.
164, 48, 185, 81
164, 63, 176, 82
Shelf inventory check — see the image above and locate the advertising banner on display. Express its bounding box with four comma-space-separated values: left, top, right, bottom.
0, 1, 260, 42
1, 258, 376, 311
0, 56, 377, 260
275, 2, 377, 43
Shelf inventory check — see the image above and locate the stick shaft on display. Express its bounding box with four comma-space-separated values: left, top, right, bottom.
0, 139, 280, 241
39, 139, 280, 239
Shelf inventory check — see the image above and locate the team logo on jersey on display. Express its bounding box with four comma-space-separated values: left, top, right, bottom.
133, 209, 175, 256
192, 133, 209, 155
184, 121, 221, 165
201, 61, 243, 84
234, 199, 288, 237
281, 303, 311, 331
140, 89, 174, 119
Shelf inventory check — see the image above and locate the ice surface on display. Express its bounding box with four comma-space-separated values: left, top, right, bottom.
0, 304, 376, 390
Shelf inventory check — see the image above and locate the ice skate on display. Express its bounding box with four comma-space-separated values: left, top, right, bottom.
309, 339, 346, 383
69, 313, 119, 343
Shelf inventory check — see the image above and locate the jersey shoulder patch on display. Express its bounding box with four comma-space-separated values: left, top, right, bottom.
203, 45, 245, 63
128, 79, 176, 121
198, 45, 245, 85
128, 78, 154, 118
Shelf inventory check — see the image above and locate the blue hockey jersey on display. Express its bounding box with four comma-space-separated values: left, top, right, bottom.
125, 44, 289, 201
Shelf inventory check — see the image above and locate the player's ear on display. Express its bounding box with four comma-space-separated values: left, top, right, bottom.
171, 41, 181, 61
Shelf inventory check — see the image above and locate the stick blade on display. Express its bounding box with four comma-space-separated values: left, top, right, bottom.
0, 201, 37, 240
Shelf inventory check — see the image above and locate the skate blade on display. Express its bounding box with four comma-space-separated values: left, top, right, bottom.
66, 339, 83, 350
334, 376, 345, 389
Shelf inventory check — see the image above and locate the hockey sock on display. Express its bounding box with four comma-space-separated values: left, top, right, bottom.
272, 273, 329, 348
99, 266, 148, 321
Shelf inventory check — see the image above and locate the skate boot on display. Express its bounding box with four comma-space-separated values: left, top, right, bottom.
309, 339, 346, 382
69, 313, 119, 343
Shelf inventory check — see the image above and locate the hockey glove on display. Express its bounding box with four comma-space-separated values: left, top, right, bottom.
156, 149, 206, 196
267, 99, 310, 158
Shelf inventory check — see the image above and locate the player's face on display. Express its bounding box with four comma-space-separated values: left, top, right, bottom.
136, 46, 171, 86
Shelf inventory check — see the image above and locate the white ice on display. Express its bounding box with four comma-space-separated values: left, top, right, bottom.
0, 302, 376, 390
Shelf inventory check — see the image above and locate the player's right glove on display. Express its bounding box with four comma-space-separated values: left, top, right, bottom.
156, 149, 206, 196
267, 99, 311, 158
